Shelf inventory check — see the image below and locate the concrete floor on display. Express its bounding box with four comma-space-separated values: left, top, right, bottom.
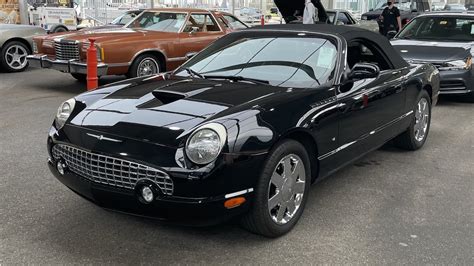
0, 68, 472, 264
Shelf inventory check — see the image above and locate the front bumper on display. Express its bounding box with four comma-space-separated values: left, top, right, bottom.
27, 54, 108, 76
438, 68, 474, 96
48, 157, 255, 226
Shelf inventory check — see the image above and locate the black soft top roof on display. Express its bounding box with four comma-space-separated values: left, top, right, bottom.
249, 24, 409, 69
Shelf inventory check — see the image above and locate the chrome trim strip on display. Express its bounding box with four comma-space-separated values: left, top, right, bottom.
225, 188, 254, 199
86, 133, 123, 143
108, 62, 131, 67
318, 141, 357, 161
318, 110, 414, 160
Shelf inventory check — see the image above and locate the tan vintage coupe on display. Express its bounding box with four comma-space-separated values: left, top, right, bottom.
27, 8, 247, 81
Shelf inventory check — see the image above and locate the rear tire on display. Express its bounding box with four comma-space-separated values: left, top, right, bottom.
395, 90, 431, 150
50, 25, 68, 33
71, 73, 87, 83
127, 54, 161, 78
0, 41, 30, 72
241, 140, 311, 238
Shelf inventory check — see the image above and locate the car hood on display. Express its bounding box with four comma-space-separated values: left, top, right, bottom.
43, 28, 172, 43
70, 75, 289, 147
391, 39, 473, 62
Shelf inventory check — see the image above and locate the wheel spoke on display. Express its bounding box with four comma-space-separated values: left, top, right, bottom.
286, 199, 296, 216
276, 202, 287, 221
292, 160, 305, 181
268, 192, 282, 210
283, 157, 292, 179
293, 181, 305, 194
271, 171, 284, 189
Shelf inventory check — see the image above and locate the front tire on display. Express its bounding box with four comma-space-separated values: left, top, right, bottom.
0, 41, 30, 72
241, 140, 311, 237
127, 54, 161, 78
395, 90, 432, 150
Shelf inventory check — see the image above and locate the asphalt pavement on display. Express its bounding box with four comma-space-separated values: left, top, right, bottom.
0, 68, 473, 264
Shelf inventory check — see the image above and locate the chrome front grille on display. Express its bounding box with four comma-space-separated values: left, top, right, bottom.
52, 144, 174, 195
54, 41, 80, 60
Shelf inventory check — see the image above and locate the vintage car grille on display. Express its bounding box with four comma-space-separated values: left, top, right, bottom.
52, 144, 174, 195
54, 41, 80, 60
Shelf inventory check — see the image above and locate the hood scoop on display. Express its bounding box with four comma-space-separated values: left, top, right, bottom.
151, 80, 218, 104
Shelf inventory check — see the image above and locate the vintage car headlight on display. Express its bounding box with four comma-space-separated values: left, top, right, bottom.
443, 57, 472, 70
185, 123, 227, 165
43, 39, 54, 48
55, 98, 76, 129
82, 42, 103, 61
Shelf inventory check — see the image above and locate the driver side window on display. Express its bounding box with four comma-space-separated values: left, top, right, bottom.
347, 40, 392, 70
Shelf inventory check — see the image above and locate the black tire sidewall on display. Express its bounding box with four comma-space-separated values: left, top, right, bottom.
71, 73, 87, 83
251, 139, 312, 237
128, 54, 161, 78
1, 41, 30, 72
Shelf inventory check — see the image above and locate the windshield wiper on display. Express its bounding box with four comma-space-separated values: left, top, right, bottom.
204, 75, 270, 85
182, 67, 205, 79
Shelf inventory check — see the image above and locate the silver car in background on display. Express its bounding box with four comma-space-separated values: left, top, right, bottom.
0, 24, 46, 72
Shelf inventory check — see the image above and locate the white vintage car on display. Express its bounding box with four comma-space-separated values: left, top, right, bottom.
0, 24, 46, 72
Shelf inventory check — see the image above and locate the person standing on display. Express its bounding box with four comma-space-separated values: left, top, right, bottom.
379, 1, 402, 36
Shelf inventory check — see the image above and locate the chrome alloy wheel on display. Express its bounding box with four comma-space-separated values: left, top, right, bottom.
137, 58, 159, 77
5, 44, 28, 70
414, 98, 429, 142
267, 154, 306, 225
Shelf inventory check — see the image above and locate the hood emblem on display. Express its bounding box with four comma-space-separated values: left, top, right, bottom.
87, 133, 122, 143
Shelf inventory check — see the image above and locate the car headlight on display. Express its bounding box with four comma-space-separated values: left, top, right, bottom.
82, 42, 103, 61
185, 123, 227, 165
361, 15, 368, 20
444, 57, 472, 70
55, 98, 76, 129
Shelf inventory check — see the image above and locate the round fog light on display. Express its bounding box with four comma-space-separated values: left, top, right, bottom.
57, 161, 66, 175
141, 186, 154, 203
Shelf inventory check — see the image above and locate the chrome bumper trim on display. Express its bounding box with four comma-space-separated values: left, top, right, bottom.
27, 54, 108, 76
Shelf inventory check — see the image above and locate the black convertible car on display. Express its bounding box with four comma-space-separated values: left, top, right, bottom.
47, 24, 440, 237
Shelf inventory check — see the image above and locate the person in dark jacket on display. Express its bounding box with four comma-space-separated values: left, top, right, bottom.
379, 1, 402, 36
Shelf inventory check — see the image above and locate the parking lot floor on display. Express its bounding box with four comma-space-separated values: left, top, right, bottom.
0, 68, 473, 264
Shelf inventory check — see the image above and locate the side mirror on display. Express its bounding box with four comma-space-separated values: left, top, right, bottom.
387, 30, 397, 39
348, 63, 380, 81
189, 27, 199, 35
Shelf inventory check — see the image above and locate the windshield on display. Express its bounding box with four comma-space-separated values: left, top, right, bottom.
126, 11, 187, 32
398, 16, 474, 42
111, 11, 139, 25
375, 0, 411, 11
176, 37, 338, 88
